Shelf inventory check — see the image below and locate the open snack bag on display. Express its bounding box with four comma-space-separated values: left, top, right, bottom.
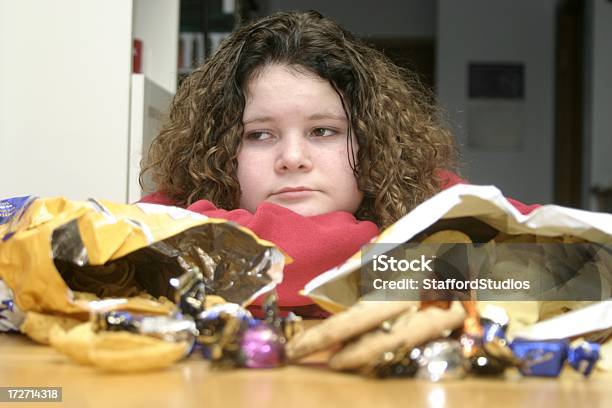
0, 196, 287, 371
291, 184, 611, 377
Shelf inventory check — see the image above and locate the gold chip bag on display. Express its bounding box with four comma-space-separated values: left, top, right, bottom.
0, 197, 287, 318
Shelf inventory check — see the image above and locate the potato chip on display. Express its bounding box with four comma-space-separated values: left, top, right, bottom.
421, 230, 472, 244
49, 322, 95, 365
493, 233, 536, 244
89, 333, 188, 372
49, 321, 188, 372
20, 311, 82, 344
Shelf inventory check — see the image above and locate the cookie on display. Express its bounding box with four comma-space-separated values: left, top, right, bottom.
329, 302, 466, 370
286, 301, 418, 361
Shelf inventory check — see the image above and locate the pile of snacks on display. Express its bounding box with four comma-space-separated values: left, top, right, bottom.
0, 196, 296, 372
1, 186, 611, 379
286, 299, 604, 379
298, 184, 612, 379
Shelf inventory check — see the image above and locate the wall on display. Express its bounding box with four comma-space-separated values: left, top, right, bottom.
436, 0, 558, 205
262, 0, 435, 38
0, 0, 133, 202
133, 0, 180, 93
584, 0, 612, 209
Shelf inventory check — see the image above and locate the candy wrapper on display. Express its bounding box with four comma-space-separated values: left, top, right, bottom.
192, 292, 297, 369
0, 196, 32, 226
0, 279, 25, 332
0, 196, 286, 322
460, 304, 604, 377
511, 301, 612, 372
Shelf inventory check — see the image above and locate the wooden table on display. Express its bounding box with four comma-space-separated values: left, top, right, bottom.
1, 332, 610, 408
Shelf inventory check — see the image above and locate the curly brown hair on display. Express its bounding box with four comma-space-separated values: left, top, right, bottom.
141, 10, 457, 229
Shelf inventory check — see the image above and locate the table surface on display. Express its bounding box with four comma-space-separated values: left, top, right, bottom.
1, 331, 611, 408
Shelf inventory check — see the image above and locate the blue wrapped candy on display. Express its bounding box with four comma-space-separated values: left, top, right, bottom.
0, 196, 32, 225
568, 341, 600, 377
0, 280, 25, 332
510, 338, 569, 377
510, 338, 601, 377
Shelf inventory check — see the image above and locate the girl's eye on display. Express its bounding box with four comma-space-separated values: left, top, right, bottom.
245, 131, 273, 141
311, 128, 336, 137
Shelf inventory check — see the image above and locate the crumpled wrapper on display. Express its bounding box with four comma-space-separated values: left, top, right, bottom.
0, 197, 287, 318
300, 184, 612, 370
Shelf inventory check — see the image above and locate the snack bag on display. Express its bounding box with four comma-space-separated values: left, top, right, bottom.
302, 184, 612, 313
0, 196, 286, 318
298, 184, 612, 373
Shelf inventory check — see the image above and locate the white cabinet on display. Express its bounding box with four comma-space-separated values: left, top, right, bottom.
128, 74, 173, 204
0, 0, 178, 203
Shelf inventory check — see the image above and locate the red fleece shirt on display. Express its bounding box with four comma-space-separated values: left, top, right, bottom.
139, 172, 538, 317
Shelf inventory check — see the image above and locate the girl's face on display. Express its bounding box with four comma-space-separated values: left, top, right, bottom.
237, 64, 363, 216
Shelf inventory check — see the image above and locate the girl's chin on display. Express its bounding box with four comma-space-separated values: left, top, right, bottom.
267, 200, 331, 217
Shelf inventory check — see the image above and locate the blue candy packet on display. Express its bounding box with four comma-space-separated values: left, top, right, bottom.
0, 196, 32, 225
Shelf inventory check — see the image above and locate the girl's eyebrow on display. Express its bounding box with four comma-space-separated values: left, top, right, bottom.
243, 112, 347, 125
307, 113, 347, 122
243, 116, 274, 125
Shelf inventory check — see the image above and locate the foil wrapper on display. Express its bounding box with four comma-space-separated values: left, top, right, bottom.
460, 304, 516, 376
261, 291, 303, 343
93, 310, 197, 344
170, 268, 207, 318
511, 338, 569, 377
480, 304, 509, 343
195, 303, 255, 365
194, 293, 290, 368
416, 339, 468, 381
54, 221, 282, 304
364, 347, 420, 379
0, 280, 25, 332
509, 337, 601, 378
240, 322, 285, 368
0, 196, 33, 227
568, 340, 600, 377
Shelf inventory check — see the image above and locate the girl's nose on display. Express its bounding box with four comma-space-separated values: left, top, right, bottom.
275, 136, 313, 173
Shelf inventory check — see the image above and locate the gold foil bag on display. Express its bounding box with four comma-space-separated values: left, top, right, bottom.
0, 197, 286, 318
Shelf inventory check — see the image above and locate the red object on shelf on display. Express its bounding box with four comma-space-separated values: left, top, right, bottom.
133, 39, 143, 73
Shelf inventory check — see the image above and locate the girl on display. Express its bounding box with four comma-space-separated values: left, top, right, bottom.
140, 10, 537, 316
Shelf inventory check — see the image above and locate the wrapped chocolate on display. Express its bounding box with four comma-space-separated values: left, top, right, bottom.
364, 347, 419, 378
0, 196, 33, 226
0, 197, 286, 319
511, 338, 569, 377
93, 310, 197, 344
415, 340, 468, 381
462, 304, 517, 376
194, 292, 290, 369
240, 322, 285, 368
195, 302, 256, 365
509, 337, 602, 378
480, 304, 510, 342
568, 340, 600, 377
261, 291, 303, 343
169, 268, 207, 318
0, 280, 24, 332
